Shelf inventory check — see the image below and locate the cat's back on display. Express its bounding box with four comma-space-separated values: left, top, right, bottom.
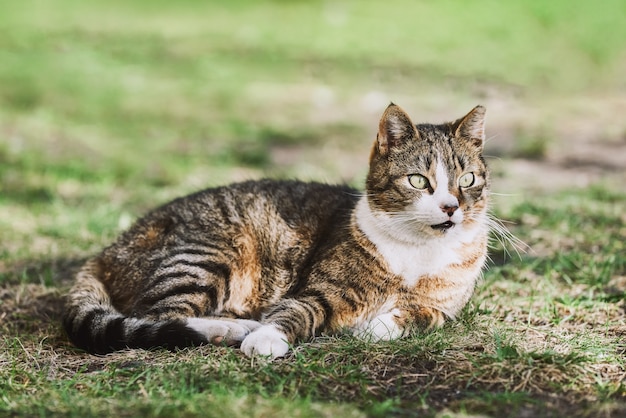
159, 179, 358, 228
102, 179, 359, 270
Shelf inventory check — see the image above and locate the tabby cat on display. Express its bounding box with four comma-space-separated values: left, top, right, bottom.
63, 103, 490, 359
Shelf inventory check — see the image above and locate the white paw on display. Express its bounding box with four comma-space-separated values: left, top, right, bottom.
234, 318, 264, 333
240, 324, 289, 359
186, 318, 260, 346
353, 310, 404, 342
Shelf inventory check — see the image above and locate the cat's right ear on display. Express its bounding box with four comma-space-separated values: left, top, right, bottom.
453, 105, 486, 148
376, 103, 418, 156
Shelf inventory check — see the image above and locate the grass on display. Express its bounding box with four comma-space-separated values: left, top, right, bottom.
1, 0, 625, 416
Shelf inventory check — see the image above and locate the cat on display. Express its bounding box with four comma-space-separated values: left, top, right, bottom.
63, 103, 490, 359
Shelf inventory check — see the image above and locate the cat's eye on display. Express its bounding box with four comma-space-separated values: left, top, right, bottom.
408, 174, 429, 190
459, 172, 475, 188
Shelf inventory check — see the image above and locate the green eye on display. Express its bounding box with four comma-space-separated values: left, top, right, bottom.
459, 172, 475, 188
408, 174, 429, 190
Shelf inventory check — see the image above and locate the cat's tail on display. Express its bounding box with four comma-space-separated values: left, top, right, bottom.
63, 258, 207, 354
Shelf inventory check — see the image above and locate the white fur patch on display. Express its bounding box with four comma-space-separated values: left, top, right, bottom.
432, 158, 461, 219
353, 309, 404, 342
356, 197, 480, 287
240, 324, 289, 359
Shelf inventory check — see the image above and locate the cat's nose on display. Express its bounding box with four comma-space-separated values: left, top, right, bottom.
441, 205, 459, 217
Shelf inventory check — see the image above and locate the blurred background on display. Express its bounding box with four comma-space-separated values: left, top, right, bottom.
1, 0, 625, 261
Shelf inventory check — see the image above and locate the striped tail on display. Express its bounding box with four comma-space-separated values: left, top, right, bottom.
63, 259, 207, 354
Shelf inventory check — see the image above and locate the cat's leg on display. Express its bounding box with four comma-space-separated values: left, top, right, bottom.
353, 306, 445, 342
186, 317, 262, 346
240, 323, 290, 358
352, 309, 405, 341
407, 306, 446, 329
240, 295, 329, 359
134, 251, 259, 346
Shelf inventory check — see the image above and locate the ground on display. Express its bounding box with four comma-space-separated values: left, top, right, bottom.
1, 89, 624, 417
0, 1, 625, 416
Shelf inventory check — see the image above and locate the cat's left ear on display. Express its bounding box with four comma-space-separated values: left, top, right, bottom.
376, 103, 418, 156
453, 105, 486, 148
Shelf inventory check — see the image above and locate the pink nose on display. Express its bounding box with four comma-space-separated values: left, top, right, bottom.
441, 205, 458, 217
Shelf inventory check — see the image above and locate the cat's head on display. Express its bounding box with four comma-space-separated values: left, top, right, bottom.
365, 103, 489, 241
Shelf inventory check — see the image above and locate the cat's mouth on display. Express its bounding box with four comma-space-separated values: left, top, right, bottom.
431, 221, 455, 231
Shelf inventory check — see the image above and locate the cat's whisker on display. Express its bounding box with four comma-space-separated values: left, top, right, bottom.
483, 133, 499, 145
490, 192, 519, 197
486, 213, 529, 259
346, 191, 370, 198
483, 154, 504, 161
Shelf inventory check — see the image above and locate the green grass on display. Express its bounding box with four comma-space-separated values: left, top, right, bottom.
1, 0, 625, 417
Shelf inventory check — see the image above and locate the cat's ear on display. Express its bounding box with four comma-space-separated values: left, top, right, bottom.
453, 105, 486, 148
376, 103, 418, 155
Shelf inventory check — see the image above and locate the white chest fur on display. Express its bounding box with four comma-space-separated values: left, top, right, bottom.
355, 197, 480, 287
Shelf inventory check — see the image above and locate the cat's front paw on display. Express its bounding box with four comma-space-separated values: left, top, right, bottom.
354, 310, 405, 342
240, 324, 289, 359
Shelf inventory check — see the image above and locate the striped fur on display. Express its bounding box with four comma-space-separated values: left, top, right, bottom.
64, 104, 490, 358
